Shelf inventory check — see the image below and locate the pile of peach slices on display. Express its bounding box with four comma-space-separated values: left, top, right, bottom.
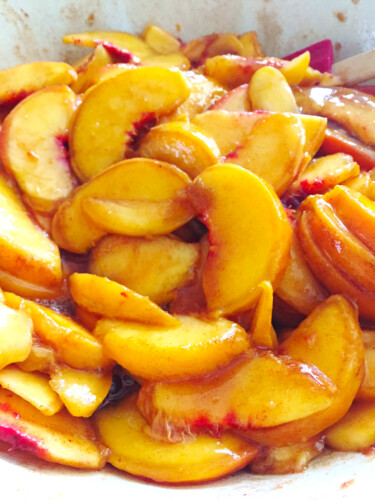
1, 25, 375, 484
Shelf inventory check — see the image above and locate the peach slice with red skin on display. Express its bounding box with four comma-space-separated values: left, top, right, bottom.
94, 392, 258, 484
0, 85, 78, 213
0, 388, 108, 468
137, 350, 336, 438
69, 67, 190, 181
191, 164, 292, 315
52, 158, 194, 254
71, 45, 112, 93
97, 314, 251, 381
211, 84, 251, 111
0, 62, 77, 105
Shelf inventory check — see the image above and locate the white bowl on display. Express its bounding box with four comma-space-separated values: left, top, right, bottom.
1, 1, 375, 498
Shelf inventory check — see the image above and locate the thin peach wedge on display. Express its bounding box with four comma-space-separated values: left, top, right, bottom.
0, 303, 33, 370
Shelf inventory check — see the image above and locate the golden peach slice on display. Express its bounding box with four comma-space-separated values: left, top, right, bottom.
52, 158, 193, 253
191, 164, 292, 315
344, 169, 375, 201
280, 51, 310, 85
98, 314, 250, 381
69, 67, 190, 181
72, 45, 112, 93
0, 303, 33, 370
138, 351, 336, 437
0, 62, 77, 105
142, 53, 190, 70
90, 63, 137, 86
211, 84, 251, 111
0, 365, 62, 416
298, 114, 327, 158
0, 85, 78, 213
0, 175, 62, 288
224, 113, 305, 195
251, 281, 277, 349
49, 366, 111, 418
137, 121, 220, 178
4, 292, 111, 371
181, 34, 244, 65
0, 388, 108, 468
248, 66, 298, 113
69, 273, 179, 327
142, 25, 181, 54
94, 392, 257, 484
238, 32, 264, 57
90, 235, 200, 304
357, 330, 375, 400
326, 400, 375, 451
0, 268, 62, 300
17, 344, 55, 373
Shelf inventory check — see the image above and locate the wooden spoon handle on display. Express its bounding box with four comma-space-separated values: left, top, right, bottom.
332, 49, 375, 85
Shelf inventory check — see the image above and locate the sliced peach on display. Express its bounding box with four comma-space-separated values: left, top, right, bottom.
0, 303, 33, 370
90, 235, 200, 304
344, 169, 375, 201
137, 121, 220, 178
248, 66, 298, 113
138, 351, 336, 436
4, 292, 111, 371
224, 113, 305, 195
71, 45, 112, 93
326, 400, 375, 451
142, 53, 190, 70
0, 85, 78, 213
298, 114, 327, 158
181, 34, 244, 65
251, 281, 277, 349
280, 51, 310, 85
98, 314, 250, 381
0, 388, 108, 468
52, 158, 193, 253
69, 273, 179, 327
0, 62, 77, 105
94, 392, 257, 484
275, 229, 328, 315
49, 366, 111, 418
75, 306, 100, 332
0, 268, 62, 300
0, 175, 62, 288
241, 295, 364, 446
90, 63, 137, 86
142, 25, 181, 54
191, 164, 292, 315
0, 365, 62, 416
69, 67, 190, 181
63, 30, 154, 61
17, 344, 56, 373
357, 330, 375, 400
211, 84, 251, 111
238, 32, 264, 58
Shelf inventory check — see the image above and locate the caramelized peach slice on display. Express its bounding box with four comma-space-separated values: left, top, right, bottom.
17, 344, 55, 373
142, 25, 181, 54
0, 365, 62, 416
211, 84, 251, 111
0, 268, 62, 300
52, 158, 193, 253
0, 303, 33, 370
241, 295, 364, 446
142, 53, 190, 70
344, 169, 375, 201
251, 281, 277, 349
298, 114, 327, 158
280, 51, 310, 85
69, 67, 190, 181
0, 388, 108, 468
238, 32, 264, 57
326, 400, 375, 451
4, 292, 111, 371
191, 164, 291, 315
90, 235, 200, 304
357, 330, 375, 400
0, 85, 78, 213
90, 63, 137, 85
0, 175, 62, 289
248, 66, 298, 113
49, 366, 111, 418
72, 45, 112, 93
69, 273, 179, 327
0, 62, 77, 105
137, 121, 220, 178
138, 351, 336, 436
181, 34, 244, 65
94, 392, 257, 484
98, 314, 250, 381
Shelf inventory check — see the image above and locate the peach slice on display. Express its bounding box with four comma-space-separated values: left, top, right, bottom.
251, 281, 278, 349
90, 63, 137, 86
142, 53, 190, 70
63, 30, 154, 61
345, 169, 375, 201
90, 235, 200, 304
94, 392, 257, 484
71, 45, 112, 93
298, 114, 327, 158
138, 351, 336, 436
69, 273, 179, 327
17, 344, 56, 373
0, 85, 78, 213
137, 121, 220, 178
0, 365, 62, 416
275, 229, 328, 316
0, 388, 108, 468
97, 314, 250, 381
181, 34, 245, 65
52, 158, 193, 253
69, 67, 190, 181
0, 62, 77, 105
224, 113, 305, 195
0, 303, 33, 370
357, 330, 375, 400
211, 84, 251, 111
241, 295, 364, 446
0, 175, 62, 289
49, 366, 111, 418
4, 292, 111, 371
142, 25, 181, 54
326, 400, 375, 451
191, 164, 292, 315
238, 32, 264, 58
280, 52, 310, 85
0, 268, 62, 300
248, 66, 298, 113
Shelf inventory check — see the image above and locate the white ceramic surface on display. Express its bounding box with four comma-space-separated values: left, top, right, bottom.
1, 0, 375, 498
